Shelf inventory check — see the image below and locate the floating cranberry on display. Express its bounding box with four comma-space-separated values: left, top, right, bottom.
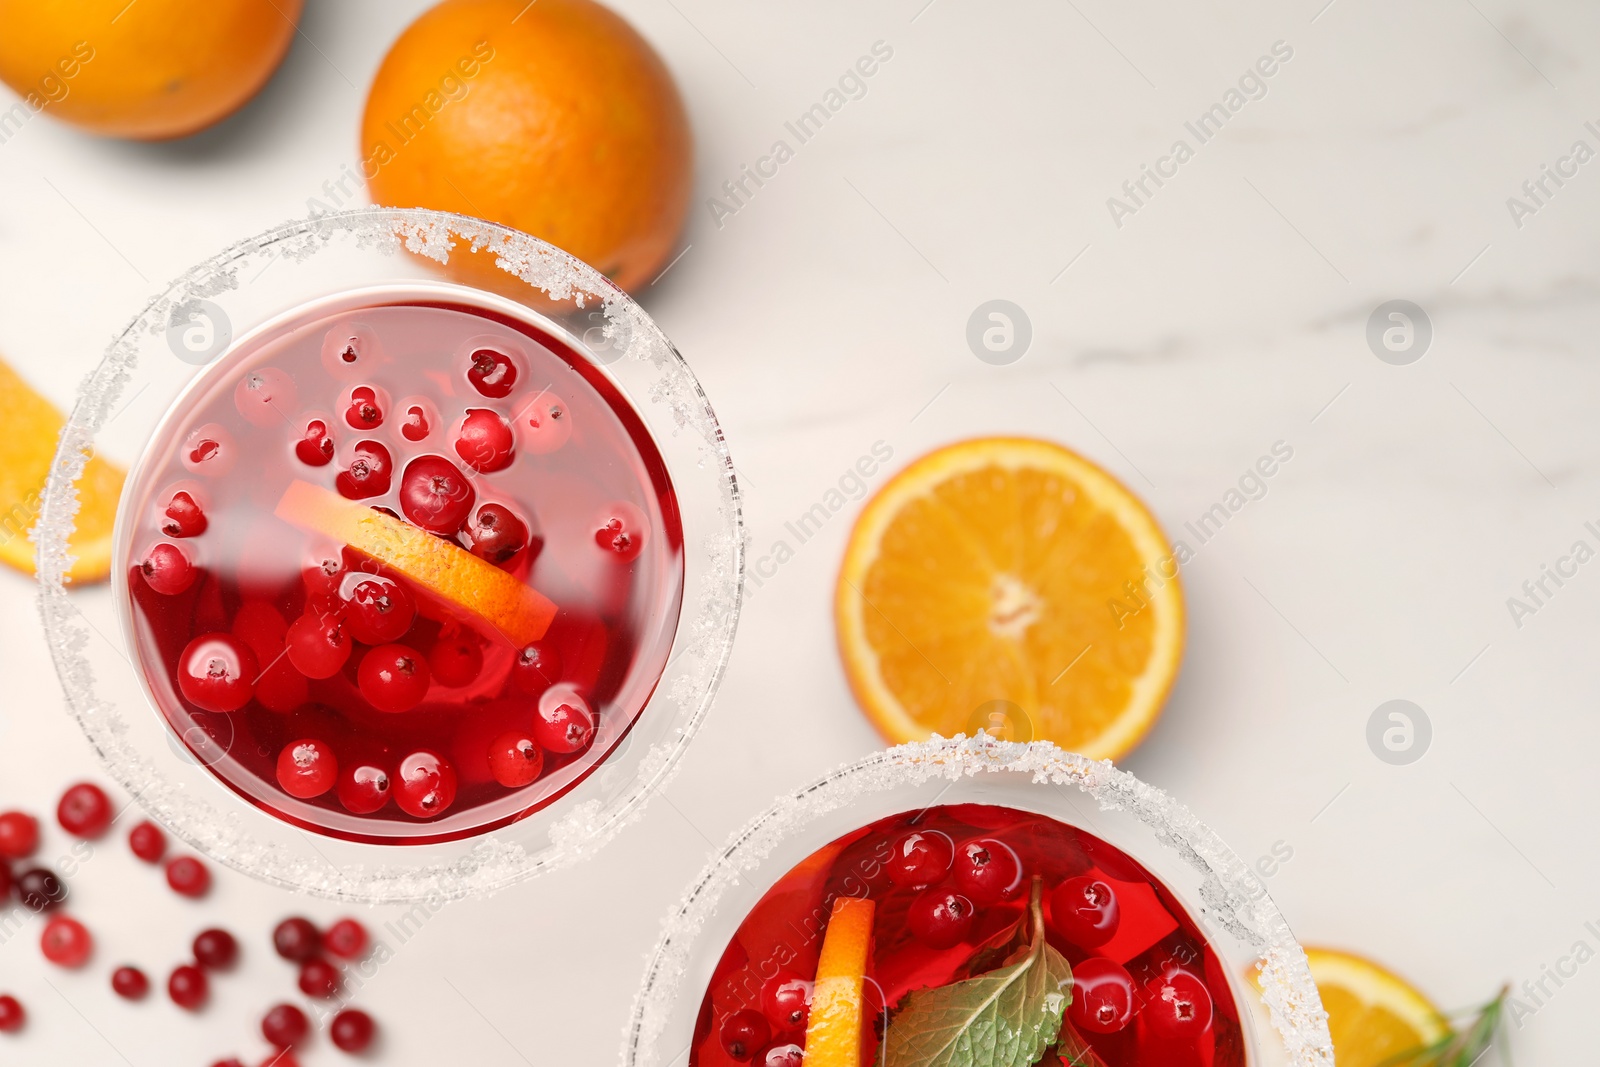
277, 740, 338, 799
57, 782, 112, 838
0, 994, 24, 1033
594, 502, 648, 562
511, 641, 562, 694
162, 491, 207, 537
336, 440, 392, 499
358, 645, 431, 713
261, 1002, 309, 1048
234, 368, 297, 427
398, 455, 475, 534
467, 502, 530, 564
487, 731, 544, 788
330, 1008, 376, 1052
166, 856, 211, 898
339, 573, 415, 644
759, 973, 812, 1031
523, 393, 571, 453
394, 751, 457, 819
272, 917, 321, 962
345, 386, 383, 430
466, 347, 517, 397
429, 632, 483, 688
953, 837, 1024, 905
1070, 957, 1137, 1034
324, 918, 369, 960
720, 1009, 771, 1061
1143, 971, 1213, 1041
193, 928, 239, 970
761, 1044, 804, 1067
298, 956, 341, 999
16, 867, 66, 911
128, 820, 166, 863
168, 964, 208, 1010
908, 887, 976, 949
140, 542, 196, 595
887, 829, 955, 889
0, 812, 39, 860
183, 424, 235, 476
40, 916, 92, 967
296, 417, 335, 466
285, 611, 351, 679
177, 634, 257, 713
1048, 876, 1120, 949
455, 408, 515, 472
336, 764, 392, 815
401, 403, 431, 441
534, 691, 595, 755
111, 965, 150, 1000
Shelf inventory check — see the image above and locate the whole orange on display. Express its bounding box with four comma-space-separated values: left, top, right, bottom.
362, 0, 692, 292
0, 0, 303, 141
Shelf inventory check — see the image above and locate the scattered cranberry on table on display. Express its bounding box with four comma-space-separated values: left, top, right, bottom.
40, 916, 93, 968
17, 867, 66, 911
168, 964, 208, 1010
272, 917, 321, 962
0, 863, 10, 901
210, 1059, 246, 1067
128, 820, 167, 863
166, 856, 211, 898
330, 1008, 376, 1053
324, 918, 369, 960
0, 811, 39, 859
0, 994, 24, 1033
261, 1002, 309, 1049
57, 783, 112, 838
193, 928, 239, 970
111, 966, 150, 1000
298, 956, 341, 999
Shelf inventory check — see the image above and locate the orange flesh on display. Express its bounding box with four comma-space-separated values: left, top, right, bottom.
804, 896, 876, 1067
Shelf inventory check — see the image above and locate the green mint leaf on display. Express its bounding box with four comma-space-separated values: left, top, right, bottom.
884, 879, 1071, 1067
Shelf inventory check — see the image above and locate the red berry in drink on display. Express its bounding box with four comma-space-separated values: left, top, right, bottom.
401, 403, 431, 441
467, 502, 531, 565
339, 573, 415, 644
261, 1002, 309, 1048
455, 408, 515, 472
184, 425, 235, 475
1068, 957, 1137, 1034
511, 641, 562, 693
177, 634, 258, 713
345, 385, 383, 430
57, 782, 112, 838
296, 418, 335, 466
761, 1044, 804, 1067
399, 455, 475, 534
337, 763, 392, 814
330, 1008, 376, 1052
273, 917, 321, 962
168, 964, 207, 1010
534, 692, 595, 755
193, 928, 239, 970
16, 867, 66, 911
594, 502, 647, 562
487, 731, 544, 787
111, 965, 150, 1000
298, 956, 341, 998
1048, 876, 1120, 949
285, 611, 351, 679
140, 542, 196, 595
887, 829, 954, 888
40, 916, 92, 967
907, 887, 976, 949
953, 837, 1024, 904
277, 739, 338, 799
162, 491, 208, 537
358, 644, 431, 712
394, 750, 457, 818
336, 440, 392, 499
234, 368, 297, 427
324, 918, 369, 960
0, 812, 38, 859
467, 347, 517, 397
0, 994, 24, 1032
429, 631, 483, 687
719, 1009, 771, 1061
759, 973, 812, 1031
166, 856, 211, 898
128, 820, 166, 863
523, 393, 571, 453
1143, 971, 1213, 1041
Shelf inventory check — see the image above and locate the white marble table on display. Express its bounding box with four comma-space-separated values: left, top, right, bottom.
1, 0, 1595, 1061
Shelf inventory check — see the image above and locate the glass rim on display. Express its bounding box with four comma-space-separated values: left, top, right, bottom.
35, 205, 746, 901
622, 735, 1334, 1067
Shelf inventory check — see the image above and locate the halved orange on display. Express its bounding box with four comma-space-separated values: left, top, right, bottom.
835, 437, 1183, 760
805, 896, 876, 1067
0, 356, 123, 584
1299, 947, 1451, 1067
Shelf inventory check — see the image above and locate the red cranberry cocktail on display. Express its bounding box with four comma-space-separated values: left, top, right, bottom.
119, 288, 683, 842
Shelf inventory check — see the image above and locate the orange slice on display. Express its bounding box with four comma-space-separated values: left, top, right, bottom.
0, 356, 123, 583
804, 896, 876, 1067
835, 437, 1183, 760
275, 479, 555, 647
1295, 947, 1451, 1067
